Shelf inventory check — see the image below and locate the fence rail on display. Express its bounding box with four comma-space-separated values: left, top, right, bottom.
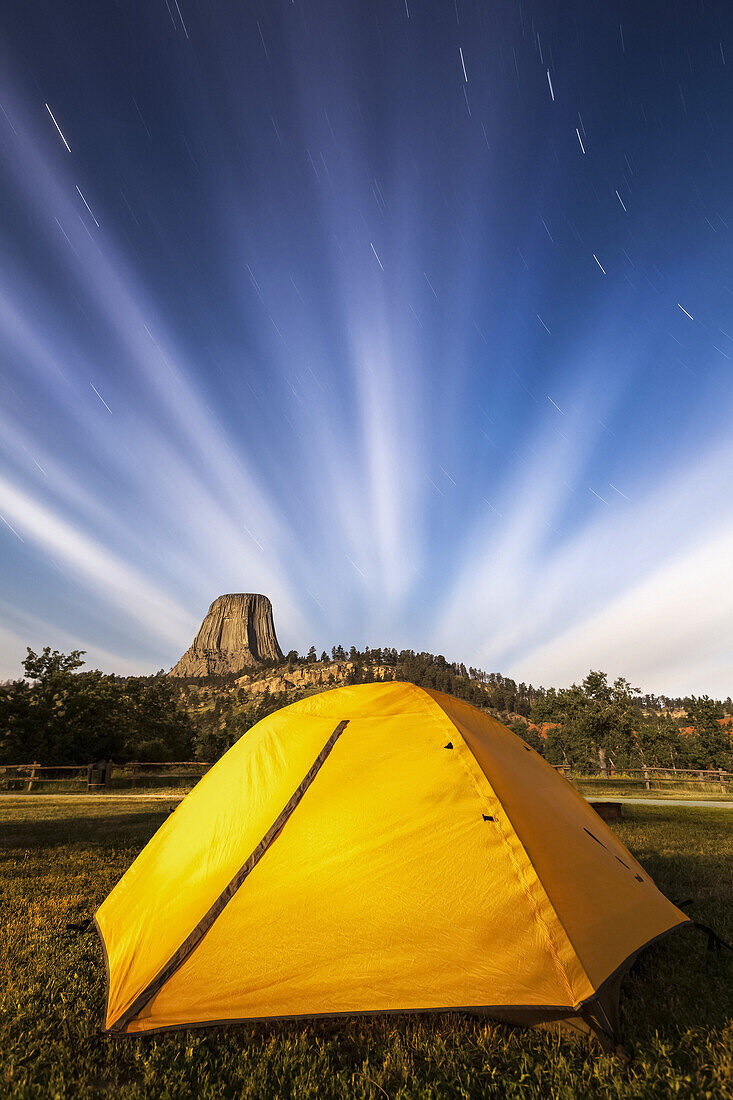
1, 761, 729, 794
0, 760, 212, 792
553, 764, 730, 793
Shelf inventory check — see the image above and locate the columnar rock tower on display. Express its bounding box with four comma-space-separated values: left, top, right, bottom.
169, 593, 284, 678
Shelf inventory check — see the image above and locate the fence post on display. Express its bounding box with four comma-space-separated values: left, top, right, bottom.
26, 762, 39, 792
643, 766, 650, 790
130, 762, 136, 789
104, 761, 114, 790
86, 763, 93, 790
720, 769, 727, 794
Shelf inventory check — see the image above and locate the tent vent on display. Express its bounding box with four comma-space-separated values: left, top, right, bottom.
482, 814, 494, 822
444, 742, 453, 750
583, 827, 608, 850
635, 874, 644, 883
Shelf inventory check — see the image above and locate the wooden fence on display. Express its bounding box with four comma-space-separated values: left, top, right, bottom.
0, 761, 211, 793
553, 764, 730, 793
1, 761, 730, 794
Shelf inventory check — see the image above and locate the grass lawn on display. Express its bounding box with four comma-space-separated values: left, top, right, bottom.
0, 799, 731, 1099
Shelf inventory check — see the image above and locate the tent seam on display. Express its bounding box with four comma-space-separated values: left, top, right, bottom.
108, 718, 349, 1033
422, 690, 587, 1007
456, 749, 578, 1005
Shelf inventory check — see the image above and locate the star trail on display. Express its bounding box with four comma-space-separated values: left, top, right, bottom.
0, 1, 731, 694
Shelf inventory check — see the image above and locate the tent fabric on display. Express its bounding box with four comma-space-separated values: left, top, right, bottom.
95, 681, 689, 1040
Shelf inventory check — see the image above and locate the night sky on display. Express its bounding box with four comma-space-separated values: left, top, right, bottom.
1, 1, 732, 695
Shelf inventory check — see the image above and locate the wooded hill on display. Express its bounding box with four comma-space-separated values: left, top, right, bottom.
1, 645, 731, 773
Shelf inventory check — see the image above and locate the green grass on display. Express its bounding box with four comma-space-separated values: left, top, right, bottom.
0, 800, 731, 1099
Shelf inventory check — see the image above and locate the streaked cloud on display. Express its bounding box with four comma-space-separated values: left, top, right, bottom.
0, 6, 731, 696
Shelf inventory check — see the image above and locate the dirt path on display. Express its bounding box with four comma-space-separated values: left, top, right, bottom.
589, 795, 733, 809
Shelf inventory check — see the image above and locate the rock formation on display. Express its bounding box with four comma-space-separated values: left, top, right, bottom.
169, 593, 284, 678
236, 661, 395, 697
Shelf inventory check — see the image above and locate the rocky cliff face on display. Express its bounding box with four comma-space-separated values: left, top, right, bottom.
169, 593, 284, 678
236, 661, 395, 696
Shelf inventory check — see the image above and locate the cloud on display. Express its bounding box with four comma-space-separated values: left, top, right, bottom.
429, 432, 733, 696
513, 524, 733, 698
0, 472, 195, 647
1, 40, 732, 697
0, 607, 147, 681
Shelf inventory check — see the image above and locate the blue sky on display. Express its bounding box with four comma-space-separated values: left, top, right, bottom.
0, 1, 732, 695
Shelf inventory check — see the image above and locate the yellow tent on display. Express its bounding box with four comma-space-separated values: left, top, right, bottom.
95, 682, 689, 1044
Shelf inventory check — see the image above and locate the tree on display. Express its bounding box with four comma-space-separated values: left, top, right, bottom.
307, 645, 317, 664
635, 712, 684, 770
121, 677, 195, 761
0, 647, 124, 764
22, 647, 85, 680
531, 671, 638, 773
0, 648, 194, 765
684, 696, 730, 768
